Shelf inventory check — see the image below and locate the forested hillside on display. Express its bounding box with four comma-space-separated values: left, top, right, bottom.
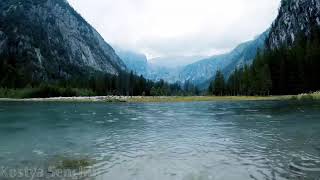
208, 0, 320, 96
209, 28, 320, 96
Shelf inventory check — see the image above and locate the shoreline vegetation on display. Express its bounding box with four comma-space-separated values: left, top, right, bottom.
0, 92, 319, 103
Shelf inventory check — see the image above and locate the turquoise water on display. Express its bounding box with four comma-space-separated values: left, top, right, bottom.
0, 101, 320, 179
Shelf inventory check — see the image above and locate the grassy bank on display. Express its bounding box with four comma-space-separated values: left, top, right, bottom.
126, 93, 319, 102
126, 96, 279, 103
0, 88, 319, 103
290, 91, 320, 101
114, 92, 320, 103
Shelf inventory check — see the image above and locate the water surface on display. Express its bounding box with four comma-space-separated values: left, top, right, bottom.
0, 101, 320, 179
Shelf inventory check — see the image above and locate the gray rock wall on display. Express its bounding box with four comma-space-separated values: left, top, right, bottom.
268, 0, 320, 49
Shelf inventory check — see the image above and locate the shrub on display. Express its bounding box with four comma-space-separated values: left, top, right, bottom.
299, 94, 314, 101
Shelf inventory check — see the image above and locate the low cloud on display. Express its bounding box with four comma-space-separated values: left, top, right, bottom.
68, 0, 280, 59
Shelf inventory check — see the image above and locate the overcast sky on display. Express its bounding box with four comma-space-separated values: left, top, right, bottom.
68, 0, 280, 59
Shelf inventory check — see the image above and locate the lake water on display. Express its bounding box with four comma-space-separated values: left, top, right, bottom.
0, 101, 320, 180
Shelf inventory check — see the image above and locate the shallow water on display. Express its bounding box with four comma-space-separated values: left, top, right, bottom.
0, 101, 320, 180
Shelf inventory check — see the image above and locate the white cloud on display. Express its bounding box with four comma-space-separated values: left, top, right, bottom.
68, 0, 281, 59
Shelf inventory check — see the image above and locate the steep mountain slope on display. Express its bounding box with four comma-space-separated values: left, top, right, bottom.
146, 64, 181, 82
179, 30, 269, 85
0, 0, 126, 86
147, 56, 206, 82
115, 49, 148, 75
222, 31, 269, 75
115, 49, 180, 82
149, 55, 207, 68
267, 0, 320, 49
178, 54, 228, 84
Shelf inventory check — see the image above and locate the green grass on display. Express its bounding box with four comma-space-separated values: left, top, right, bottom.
126, 96, 279, 103
117, 92, 320, 103
294, 91, 320, 101
58, 158, 92, 170
1, 88, 320, 103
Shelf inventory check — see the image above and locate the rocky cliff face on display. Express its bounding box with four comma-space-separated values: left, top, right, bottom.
0, 0, 126, 83
267, 0, 320, 49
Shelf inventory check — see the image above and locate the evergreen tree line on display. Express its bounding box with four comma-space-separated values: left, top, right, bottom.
76, 71, 198, 96
208, 26, 320, 96
0, 58, 198, 97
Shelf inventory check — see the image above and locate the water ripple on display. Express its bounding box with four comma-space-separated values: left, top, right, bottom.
0, 101, 319, 180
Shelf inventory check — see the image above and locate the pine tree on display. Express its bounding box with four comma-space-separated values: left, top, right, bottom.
212, 70, 225, 96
